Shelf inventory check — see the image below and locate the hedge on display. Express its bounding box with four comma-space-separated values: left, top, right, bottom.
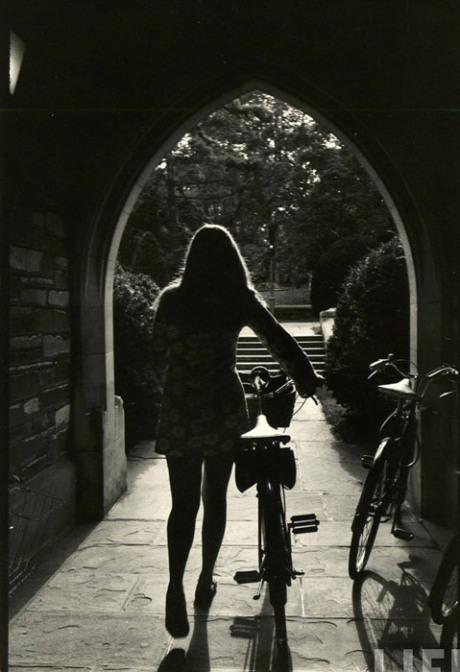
113, 263, 161, 448
324, 237, 409, 430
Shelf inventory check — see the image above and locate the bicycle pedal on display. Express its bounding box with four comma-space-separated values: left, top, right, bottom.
289, 513, 319, 534
234, 570, 261, 584
392, 528, 414, 541
291, 513, 318, 522
361, 454, 374, 469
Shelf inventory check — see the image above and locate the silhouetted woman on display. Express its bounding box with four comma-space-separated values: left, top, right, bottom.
151, 224, 320, 637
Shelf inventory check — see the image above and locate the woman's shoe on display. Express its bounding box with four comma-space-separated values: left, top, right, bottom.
194, 580, 217, 610
165, 585, 189, 638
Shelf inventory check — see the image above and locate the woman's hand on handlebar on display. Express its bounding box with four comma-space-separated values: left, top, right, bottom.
297, 373, 324, 399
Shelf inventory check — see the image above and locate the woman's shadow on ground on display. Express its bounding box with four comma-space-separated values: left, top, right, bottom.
157, 589, 292, 672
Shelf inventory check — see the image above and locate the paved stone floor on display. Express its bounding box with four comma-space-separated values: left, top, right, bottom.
9, 393, 451, 671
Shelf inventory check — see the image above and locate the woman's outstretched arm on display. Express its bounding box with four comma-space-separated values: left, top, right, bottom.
245, 291, 322, 398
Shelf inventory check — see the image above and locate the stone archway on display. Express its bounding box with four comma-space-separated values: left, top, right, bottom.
75, 79, 440, 521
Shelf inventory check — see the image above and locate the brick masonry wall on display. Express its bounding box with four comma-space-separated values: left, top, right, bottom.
9, 210, 72, 481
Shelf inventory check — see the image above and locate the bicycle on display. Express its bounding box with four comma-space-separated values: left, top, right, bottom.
233, 366, 320, 653
428, 533, 460, 626
348, 354, 458, 580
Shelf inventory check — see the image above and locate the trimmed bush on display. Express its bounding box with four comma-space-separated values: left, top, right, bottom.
324, 237, 409, 431
310, 235, 371, 316
113, 263, 161, 448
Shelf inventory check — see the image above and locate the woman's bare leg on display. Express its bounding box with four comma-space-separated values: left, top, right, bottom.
166, 455, 202, 587
199, 456, 233, 585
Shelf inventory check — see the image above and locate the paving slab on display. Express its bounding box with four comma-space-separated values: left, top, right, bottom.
9, 369, 447, 671
10, 611, 170, 669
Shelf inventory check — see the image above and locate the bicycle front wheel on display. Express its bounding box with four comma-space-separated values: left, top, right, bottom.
349, 462, 385, 579
429, 535, 460, 625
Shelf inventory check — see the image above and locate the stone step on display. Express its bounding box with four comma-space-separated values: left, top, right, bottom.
237, 350, 324, 362
237, 345, 325, 354
238, 333, 323, 340
236, 331, 326, 376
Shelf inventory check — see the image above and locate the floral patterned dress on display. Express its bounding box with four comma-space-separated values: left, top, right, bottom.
151, 287, 317, 459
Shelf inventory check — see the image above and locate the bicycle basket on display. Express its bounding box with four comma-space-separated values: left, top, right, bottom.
241, 370, 296, 429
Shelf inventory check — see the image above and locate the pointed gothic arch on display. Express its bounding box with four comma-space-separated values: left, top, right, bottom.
75, 78, 440, 520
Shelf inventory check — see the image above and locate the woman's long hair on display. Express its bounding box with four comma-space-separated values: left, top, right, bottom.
179, 224, 253, 300
156, 225, 256, 326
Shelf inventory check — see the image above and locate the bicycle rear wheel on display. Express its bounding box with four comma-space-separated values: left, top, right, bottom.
429, 535, 460, 625
349, 461, 386, 579
259, 480, 290, 649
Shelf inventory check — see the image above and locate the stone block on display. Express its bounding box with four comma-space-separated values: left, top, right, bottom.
10, 335, 42, 351
45, 212, 67, 238
24, 397, 40, 415
10, 307, 70, 335
10, 247, 43, 273
20, 288, 47, 306
43, 335, 71, 358
9, 348, 43, 367
10, 368, 40, 401
20, 276, 54, 287
39, 253, 57, 279
9, 403, 24, 428
54, 256, 68, 268
10, 307, 36, 335
35, 308, 70, 333
11, 226, 64, 254
46, 427, 69, 463
41, 384, 70, 412
10, 430, 52, 472
54, 270, 69, 289
10, 335, 43, 366
55, 403, 70, 428
48, 290, 69, 307
11, 409, 53, 443
38, 360, 71, 387
31, 412, 54, 437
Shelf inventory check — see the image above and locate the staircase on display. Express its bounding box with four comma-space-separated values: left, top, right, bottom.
236, 332, 326, 376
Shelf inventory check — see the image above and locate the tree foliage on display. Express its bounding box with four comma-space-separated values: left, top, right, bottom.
113, 263, 161, 447
324, 237, 410, 430
118, 92, 394, 289
310, 234, 372, 315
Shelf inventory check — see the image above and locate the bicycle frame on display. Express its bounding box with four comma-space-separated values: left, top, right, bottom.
374, 400, 417, 503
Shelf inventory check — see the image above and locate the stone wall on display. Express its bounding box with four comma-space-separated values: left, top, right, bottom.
9, 210, 72, 478
9, 209, 76, 582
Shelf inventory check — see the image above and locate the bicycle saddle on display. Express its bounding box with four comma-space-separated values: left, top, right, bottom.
378, 378, 421, 400
240, 414, 290, 443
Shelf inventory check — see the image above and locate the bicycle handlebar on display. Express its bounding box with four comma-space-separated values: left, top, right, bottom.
246, 366, 318, 403
368, 353, 414, 380
368, 354, 459, 399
